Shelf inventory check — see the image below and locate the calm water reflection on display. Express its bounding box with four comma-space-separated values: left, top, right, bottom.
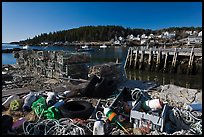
2, 44, 202, 89
125, 69, 202, 90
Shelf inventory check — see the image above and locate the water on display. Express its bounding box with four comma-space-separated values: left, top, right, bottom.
2, 43, 202, 89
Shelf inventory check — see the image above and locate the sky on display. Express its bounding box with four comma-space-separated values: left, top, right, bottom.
2, 2, 202, 43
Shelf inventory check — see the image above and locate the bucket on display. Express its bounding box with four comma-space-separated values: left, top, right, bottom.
93, 120, 105, 135
142, 99, 163, 111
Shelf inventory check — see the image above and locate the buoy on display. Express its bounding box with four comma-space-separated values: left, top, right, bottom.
103, 107, 130, 135
46, 92, 57, 106
22, 93, 36, 111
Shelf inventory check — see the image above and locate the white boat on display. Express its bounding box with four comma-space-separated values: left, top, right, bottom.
76, 44, 94, 52
100, 44, 107, 48
81, 44, 88, 49
22, 45, 29, 49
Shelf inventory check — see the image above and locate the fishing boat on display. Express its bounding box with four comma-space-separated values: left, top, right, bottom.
99, 43, 107, 48
22, 45, 29, 49
76, 45, 94, 52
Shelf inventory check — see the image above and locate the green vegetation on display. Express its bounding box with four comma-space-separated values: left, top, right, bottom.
19, 25, 202, 45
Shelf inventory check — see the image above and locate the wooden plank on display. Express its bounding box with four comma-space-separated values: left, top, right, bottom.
139, 50, 144, 69
134, 48, 138, 69
129, 47, 133, 67
163, 52, 169, 72
124, 47, 130, 68
2, 87, 31, 98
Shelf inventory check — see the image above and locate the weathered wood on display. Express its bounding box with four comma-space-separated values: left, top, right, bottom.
124, 47, 130, 68
129, 47, 133, 67
134, 48, 138, 69
187, 47, 195, 74
147, 48, 153, 70
59, 77, 88, 82
172, 48, 178, 68
139, 50, 144, 69
163, 52, 169, 72
156, 48, 162, 70
148, 48, 152, 65
188, 47, 194, 68
2, 87, 31, 98
126, 47, 201, 75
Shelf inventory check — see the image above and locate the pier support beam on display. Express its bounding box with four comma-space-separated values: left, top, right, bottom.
129, 47, 133, 68
156, 48, 162, 71
147, 48, 153, 71
134, 48, 138, 69
139, 50, 144, 70
187, 47, 195, 74
171, 48, 178, 73
124, 47, 130, 69
163, 52, 169, 73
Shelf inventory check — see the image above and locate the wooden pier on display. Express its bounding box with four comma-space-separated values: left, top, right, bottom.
124, 47, 202, 75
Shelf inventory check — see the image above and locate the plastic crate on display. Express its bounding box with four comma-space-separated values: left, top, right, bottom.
130, 100, 168, 132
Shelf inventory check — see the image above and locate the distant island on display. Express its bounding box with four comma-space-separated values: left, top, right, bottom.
15, 25, 202, 47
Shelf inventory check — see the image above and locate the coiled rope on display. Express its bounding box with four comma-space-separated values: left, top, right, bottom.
131, 88, 150, 101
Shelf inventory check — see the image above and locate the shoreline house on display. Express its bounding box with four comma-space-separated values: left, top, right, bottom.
162, 31, 176, 39
187, 36, 202, 44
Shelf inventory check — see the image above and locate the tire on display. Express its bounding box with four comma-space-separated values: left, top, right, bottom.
81, 75, 99, 97
59, 100, 94, 119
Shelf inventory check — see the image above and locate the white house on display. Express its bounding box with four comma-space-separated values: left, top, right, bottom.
119, 36, 123, 41
114, 40, 120, 45
127, 34, 134, 40
187, 36, 202, 44
41, 42, 48, 45
198, 31, 202, 37
149, 34, 154, 38
185, 31, 193, 35
141, 34, 146, 39
162, 31, 176, 39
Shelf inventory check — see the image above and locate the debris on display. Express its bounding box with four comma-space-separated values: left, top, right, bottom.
10, 99, 22, 111
22, 92, 37, 112
59, 100, 94, 119
1, 56, 202, 135
2, 94, 20, 108
2, 115, 13, 134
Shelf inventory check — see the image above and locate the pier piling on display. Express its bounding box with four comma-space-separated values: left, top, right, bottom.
124, 47, 201, 75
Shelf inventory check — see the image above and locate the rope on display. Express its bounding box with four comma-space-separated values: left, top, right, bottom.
131, 88, 150, 101
23, 118, 90, 135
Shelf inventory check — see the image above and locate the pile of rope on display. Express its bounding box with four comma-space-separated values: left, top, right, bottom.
23, 118, 94, 135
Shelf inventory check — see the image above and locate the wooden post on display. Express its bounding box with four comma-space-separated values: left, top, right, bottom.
163, 52, 169, 72
129, 47, 133, 67
148, 48, 152, 70
134, 48, 138, 69
171, 48, 178, 73
187, 47, 194, 74
139, 50, 144, 70
156, 48, 161, 71
124, 47, 130, 69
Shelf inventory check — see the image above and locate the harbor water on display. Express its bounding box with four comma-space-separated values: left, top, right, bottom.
2, 43, 202, 89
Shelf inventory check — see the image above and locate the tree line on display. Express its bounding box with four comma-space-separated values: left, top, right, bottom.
19, 25, 202, 45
